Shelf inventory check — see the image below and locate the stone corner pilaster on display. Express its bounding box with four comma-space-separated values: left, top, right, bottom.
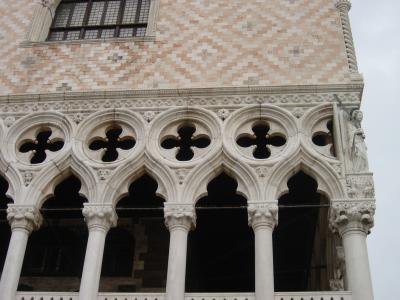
164, 203, 196, 231
82, 203, 118, 231
248, 201, 278, 230
329, 199, 375, 236
6, 204, 42, 233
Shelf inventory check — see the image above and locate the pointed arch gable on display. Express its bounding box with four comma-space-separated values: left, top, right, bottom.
25, 154, 96, 207
266, 146, 345, 201
182, 153, 260, 205
103, 154, 174, 206
0, 162, 20, 202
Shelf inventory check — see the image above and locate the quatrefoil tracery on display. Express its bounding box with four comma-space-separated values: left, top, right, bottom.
89, 126, 136, 162
161, 124, 211, 161
236, 122, 287, 159
19, 128, 65, 164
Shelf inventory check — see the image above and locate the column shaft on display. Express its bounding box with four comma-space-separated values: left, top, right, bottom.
0, 205, 41, 300
0, 228, 30, 300
79, 204, 117, 300
165, 226, 189, 300
248, 201, 278, 300
79, 228, 108, 300
254, 225, 274, 300
330, 200, 375, 300
342, 231, 373, 300
164, 203, 196, 300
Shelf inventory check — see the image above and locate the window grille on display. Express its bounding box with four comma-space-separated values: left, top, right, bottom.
48, 0, 151, 41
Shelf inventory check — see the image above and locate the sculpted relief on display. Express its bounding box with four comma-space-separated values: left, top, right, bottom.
347, 110, 369, 173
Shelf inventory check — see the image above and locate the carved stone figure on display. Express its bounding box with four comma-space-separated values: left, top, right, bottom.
348, 110, 369, 172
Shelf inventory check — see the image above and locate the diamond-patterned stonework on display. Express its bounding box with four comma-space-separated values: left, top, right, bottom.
0, 0, 351, 95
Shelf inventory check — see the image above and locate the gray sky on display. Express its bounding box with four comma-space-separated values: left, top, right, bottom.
350, 1, 400, 299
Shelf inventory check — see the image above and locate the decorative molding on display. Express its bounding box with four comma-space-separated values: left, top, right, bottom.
82, 204, 118, 231
248, 201, 278, 229
6, 205, 42, 232
329, 199, 375, 235
0, 84, 363, 118
164, 203, 196, 231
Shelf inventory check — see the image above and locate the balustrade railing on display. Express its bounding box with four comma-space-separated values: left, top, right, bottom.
16, 291, 352, 300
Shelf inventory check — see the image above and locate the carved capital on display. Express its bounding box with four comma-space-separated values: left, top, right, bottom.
82, 204, 117, 231
329, 200, 375, 235
248, 201, 278, 230
164, 203, 196, 231
7, 205, 42, 233
335, 0, 351, 11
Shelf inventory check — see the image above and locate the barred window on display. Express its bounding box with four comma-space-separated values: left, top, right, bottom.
48, 0, 151, 41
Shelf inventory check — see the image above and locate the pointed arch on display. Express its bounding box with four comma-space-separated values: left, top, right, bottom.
0, 162, 20, 202
103, 154, 175, 205
266, 145, 345, 201
183, 152, 260, 204
25, 154, 97, 207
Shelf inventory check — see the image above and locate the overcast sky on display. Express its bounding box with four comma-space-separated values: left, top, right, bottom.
350, 1, 400, 299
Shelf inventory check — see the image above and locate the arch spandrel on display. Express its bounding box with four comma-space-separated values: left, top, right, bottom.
265, 146, 346, 202
182, 153, 260, 205
102, 155, 174, 206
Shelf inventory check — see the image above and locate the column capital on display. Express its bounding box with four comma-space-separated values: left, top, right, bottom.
329, 200, 375, 236
7, 204, 42, 233
82, 204, 117, 232
335, 0, 351, 11
164, 203, 196, 231
248, 201, 278, 230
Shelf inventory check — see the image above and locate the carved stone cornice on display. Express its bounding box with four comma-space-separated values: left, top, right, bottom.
164, 203, 196, 231
7, 205, 42, 232
82, 204, 117, 231
248, 201, 278, 230
329, 200, 375, 235
0, 84, 363, 118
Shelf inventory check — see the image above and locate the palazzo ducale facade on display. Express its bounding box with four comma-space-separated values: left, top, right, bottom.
0, 1, 375, 300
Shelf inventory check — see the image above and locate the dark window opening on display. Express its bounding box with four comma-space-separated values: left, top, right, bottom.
186, 173, 254, 292
19, 129, 64, 164
20, 175, 87, 292
100, 174, 168, 292
274, 171, 332, 292
48, 0, 151, 41
161, 124, 211, 161
312, 120, 336, 157
89, 126, 136, 162
0, 176, 12, 275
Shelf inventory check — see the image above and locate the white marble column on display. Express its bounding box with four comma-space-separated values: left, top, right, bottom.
248, 201, 278, 300
0, 205, 42, 300
330, 200, 375, 300
164, 203, 196, 300
79, 204, 117, 300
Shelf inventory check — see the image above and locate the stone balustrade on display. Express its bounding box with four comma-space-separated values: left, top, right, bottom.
16, 291, 352, 300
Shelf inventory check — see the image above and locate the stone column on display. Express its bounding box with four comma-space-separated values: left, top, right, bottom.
330, 200, 375, 300
248, 201, 278, 300
0, 205, 42, 300
164, 203, 196, 300
79, 204, 117, 300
